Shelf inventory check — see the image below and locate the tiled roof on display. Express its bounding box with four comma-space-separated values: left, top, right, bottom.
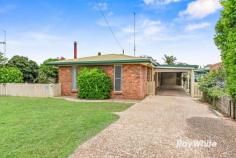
48, 54, 157, 66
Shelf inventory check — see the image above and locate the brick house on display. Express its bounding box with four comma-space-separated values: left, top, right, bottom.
49, 44, 157, 99
49, 42, 197, 100
209, 62, 222, 72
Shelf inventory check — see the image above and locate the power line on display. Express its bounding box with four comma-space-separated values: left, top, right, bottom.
95, 0, 124, 53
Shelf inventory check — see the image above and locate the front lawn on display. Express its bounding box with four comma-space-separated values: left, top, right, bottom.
0, 97, 132, 158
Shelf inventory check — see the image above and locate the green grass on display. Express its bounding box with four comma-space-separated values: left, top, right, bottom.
0, 97, 132, 158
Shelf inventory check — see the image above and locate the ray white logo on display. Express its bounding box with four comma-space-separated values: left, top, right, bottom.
176, 139, 217, 148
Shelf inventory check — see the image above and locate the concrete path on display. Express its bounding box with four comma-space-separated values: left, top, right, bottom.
70, 95, 236, 158
156, 86, 188, 97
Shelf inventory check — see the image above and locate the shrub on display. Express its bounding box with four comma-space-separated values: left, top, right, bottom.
77, 68, 112, 99
208, 87, 225, 99
0, 67, 23, 83
199, 71, 226, 103
199, 71, 218, 94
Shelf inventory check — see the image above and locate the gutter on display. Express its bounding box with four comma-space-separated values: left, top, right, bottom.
155, 66, 195, 70
48, 59, 158, 66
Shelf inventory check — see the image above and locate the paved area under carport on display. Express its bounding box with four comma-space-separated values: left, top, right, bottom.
70, 92, 236, 158
156, 86, 188, 97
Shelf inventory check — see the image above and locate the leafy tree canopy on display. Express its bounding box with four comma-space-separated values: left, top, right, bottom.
7, 55, 39, 83
37, 58, 59, 83
162, 54, 177, 65
214, 0, 236, 101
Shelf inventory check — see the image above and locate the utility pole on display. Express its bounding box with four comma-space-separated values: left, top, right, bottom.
0, 29, 6, 56
133, 12, 136, 56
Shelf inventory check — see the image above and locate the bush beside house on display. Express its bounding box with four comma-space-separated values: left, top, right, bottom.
77, 68, 112, 99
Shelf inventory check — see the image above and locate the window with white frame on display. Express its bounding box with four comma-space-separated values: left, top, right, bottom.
114, 65, 122, 92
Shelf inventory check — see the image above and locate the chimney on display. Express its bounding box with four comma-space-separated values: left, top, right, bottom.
74, 41, 77, 59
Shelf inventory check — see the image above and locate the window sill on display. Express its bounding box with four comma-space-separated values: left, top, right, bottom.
114, 91, 122, 95
71, 89, 78, 93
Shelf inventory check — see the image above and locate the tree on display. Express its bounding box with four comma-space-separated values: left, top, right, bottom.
37, 58, 59, 83
162, 54, 177, 65
214, 0, 236, 101
140, 55, 159, 65
7, 55, 39, 83
0, 52, 7, 67
0, 67, 23, 83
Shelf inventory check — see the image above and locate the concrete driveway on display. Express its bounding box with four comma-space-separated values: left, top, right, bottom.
70, 92, 236, 158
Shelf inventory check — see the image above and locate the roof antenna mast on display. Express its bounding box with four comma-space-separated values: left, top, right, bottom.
134, 12, 136, 56
0, 29, 6, 56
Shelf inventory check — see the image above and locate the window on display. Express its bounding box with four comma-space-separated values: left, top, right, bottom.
114, 65, 122, 92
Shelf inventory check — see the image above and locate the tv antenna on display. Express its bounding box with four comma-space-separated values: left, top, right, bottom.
0, 29, 6, 55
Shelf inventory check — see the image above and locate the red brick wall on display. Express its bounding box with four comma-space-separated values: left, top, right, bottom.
59, 66, 73, 96
58, 64, 149, 100
140, 65, 148, 98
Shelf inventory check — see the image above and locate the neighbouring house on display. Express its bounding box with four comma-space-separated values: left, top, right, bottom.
49, 42, 198, 100
194, 62, 221, 82
209, 62, 222, 72
194, 67, 210, 82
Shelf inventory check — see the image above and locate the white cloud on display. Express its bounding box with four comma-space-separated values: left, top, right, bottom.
143, 0, 181, 5
121, 18, 165, 44
179, 0, 222, 19
93, 2, 108, 11
185, 22, 211, 31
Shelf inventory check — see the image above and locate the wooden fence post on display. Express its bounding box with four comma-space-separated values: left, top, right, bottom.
233, 102, 236, 120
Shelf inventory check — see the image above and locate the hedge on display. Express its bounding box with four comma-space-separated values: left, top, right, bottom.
77, 68, 112, 99
0, 67, 23, 83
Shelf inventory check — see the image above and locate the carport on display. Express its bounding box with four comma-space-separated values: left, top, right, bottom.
154, 65, 198, 97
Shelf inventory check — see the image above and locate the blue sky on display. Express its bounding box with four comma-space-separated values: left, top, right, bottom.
0, 0, 222, 65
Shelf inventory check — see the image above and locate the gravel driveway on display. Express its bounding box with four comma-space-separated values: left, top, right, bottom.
70, 94, 236, 158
